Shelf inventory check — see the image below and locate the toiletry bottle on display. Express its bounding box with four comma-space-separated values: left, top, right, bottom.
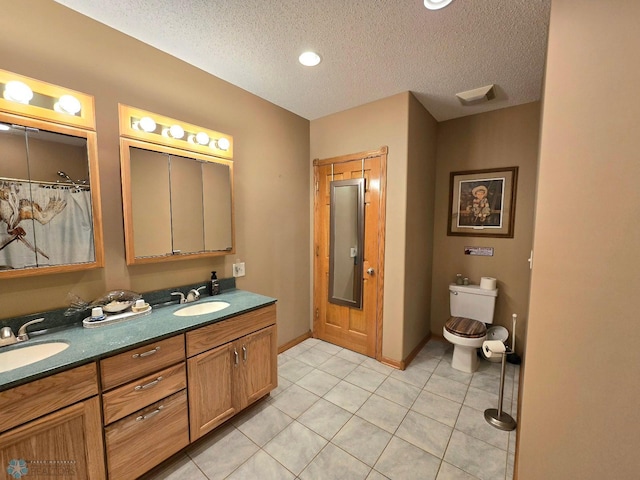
210, 271, 220, 295
456, 273, 464, 285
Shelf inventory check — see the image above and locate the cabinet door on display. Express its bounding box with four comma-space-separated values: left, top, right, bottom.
0, 396, 105, 480
235, 325, 278, 410
187, 342, 236, 440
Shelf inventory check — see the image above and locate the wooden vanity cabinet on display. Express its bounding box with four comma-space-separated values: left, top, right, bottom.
100, 334, 188, 480
0, 363, 105, 480
186, 304, 277, 439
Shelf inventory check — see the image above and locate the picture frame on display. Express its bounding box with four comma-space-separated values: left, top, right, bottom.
447, 167, 518, 238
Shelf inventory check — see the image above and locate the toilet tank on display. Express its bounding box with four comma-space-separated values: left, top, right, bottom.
449, 284, 498, 323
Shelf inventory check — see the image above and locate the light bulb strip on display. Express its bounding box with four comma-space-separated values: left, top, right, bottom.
0, 68, 95, 130
120, 104, 233, 160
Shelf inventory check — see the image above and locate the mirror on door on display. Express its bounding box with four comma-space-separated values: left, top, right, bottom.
329, 178, 364, 308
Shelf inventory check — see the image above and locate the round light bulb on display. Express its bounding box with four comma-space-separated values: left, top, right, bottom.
195, 132, 209, 145
139, 116, 156, 133
3, 81, 33, 104
216, 138, 230, 151
0, 123, 11, 131
424, 0, 454, 10
56, 94, 81, 115
169, 124, 185, 139
299, 51, 321, 67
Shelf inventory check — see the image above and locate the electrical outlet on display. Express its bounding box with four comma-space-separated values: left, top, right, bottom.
233, 262, 245, 277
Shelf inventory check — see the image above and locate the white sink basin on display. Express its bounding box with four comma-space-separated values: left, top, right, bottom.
174, 301, 230, 317
0, 342, 69, 373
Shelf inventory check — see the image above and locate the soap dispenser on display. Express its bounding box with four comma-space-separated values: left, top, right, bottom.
209, 271, 220, 296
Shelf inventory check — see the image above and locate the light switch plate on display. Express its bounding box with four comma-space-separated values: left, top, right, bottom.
233, 262, 245, 277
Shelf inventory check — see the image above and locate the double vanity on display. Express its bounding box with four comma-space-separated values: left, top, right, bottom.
0, 289, 277, 480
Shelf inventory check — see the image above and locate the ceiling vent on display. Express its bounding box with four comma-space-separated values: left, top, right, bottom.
456, 84, 496, 105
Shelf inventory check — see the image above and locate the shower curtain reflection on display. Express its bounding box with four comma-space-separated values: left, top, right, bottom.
0, 181, 94, 269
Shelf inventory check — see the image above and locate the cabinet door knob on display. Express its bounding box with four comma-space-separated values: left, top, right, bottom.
242, 345, 247, 363
234, 348, 239, 366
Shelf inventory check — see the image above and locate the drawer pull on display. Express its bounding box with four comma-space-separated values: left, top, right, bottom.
132, 346, 160, 358
234, 348, 239, 366
135, 405, 164, 421
134, 376, 164, 391
242, 345, 247, 363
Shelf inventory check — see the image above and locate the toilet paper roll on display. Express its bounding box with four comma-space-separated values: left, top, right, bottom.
480, 276, 497, 290
482, 340, 506, 358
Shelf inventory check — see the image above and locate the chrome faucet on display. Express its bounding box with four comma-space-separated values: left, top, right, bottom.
171, 292, 186, 304
186, 286, 206, 303
0, 318, 44, 347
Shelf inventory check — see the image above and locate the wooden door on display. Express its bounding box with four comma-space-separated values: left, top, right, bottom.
313, 147, 387, 357
234, 325, 278, 409
187, 343, 235, 439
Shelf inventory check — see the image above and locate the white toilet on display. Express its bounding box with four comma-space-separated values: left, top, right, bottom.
443, 283, 498, 373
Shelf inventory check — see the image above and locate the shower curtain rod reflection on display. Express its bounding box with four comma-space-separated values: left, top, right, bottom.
0, 175, 90, 190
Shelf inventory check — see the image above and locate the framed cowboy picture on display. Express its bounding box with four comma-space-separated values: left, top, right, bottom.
447, 167, 518, 238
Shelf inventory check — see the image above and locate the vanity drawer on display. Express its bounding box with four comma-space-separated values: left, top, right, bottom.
0, 363, 98, 433
186, 304, 276, 357
102, 362, 186, 425
100, 334, 185, 390
105, 389, 189, 480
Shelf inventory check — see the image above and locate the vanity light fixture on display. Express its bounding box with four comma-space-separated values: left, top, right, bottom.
169, 124, 185, 139
138, 116, 157, 133
162, 124, 185, 139
54, 94, 82, 115
188, 132, 211, 146
216, 137, 230, 151
3, 80, 34, 104
424, 0, 455, 10
0, 68, 95, 130
119, 104, 233, 159
299, 51, 322, 67
195, 131, 210, 146
0, 123, 10, 131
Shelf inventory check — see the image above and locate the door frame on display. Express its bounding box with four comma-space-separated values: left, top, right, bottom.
312, 146, 387, 360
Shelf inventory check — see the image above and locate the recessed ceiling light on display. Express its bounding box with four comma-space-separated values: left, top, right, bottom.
299, 51, 321, 67
424, 0, 454, 10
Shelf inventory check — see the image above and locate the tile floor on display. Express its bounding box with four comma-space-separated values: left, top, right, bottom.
145, 338, 519, 480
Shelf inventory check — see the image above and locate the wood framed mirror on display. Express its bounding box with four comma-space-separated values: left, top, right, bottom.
0, 70, 103, 278
119, 105, 234, 265
328, 178, 365, 308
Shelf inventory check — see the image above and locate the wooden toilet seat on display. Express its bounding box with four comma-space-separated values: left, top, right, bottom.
445, 316, 486, 338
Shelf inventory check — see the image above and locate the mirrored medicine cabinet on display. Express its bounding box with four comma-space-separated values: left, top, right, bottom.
119, 105, 234, 265
0, 69, 104, 278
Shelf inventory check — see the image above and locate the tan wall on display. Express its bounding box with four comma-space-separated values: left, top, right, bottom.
403, 94, 438, 358
431, 103, 540, 355
517, 1, 640, 478
0, 0, 311, 347
310, 93, 410, 361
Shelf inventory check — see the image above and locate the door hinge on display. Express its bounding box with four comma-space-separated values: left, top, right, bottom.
315, 245, 319, 257
315, 308, 319, 319
315, 181, 319, 193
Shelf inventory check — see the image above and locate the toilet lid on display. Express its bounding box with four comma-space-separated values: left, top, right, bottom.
445, 317, 486, 338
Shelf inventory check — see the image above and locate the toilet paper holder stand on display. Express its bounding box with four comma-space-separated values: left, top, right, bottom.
484, 345, 517, 431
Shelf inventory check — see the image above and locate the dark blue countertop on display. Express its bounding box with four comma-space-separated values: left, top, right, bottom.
0, 289, 276, 392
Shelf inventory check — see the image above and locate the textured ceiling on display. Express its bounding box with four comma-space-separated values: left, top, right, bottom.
53, 0, 551, 121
